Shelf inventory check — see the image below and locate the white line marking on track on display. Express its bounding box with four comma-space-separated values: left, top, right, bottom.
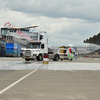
0, 64, 43, 95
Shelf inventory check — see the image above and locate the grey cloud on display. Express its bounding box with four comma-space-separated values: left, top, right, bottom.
1, 0, 100, 22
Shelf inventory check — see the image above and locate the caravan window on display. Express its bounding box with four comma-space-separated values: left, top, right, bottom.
59, 50, 66, 53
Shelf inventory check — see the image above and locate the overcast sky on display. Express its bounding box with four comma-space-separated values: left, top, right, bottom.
0, 0, 100, 47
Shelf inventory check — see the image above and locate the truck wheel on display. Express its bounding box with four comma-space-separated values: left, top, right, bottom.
37, 54, 43, 61
53, 54, 59, 61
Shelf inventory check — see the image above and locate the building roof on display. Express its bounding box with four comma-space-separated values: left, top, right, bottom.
8, 25, 38, 29
83, 33, 100, 45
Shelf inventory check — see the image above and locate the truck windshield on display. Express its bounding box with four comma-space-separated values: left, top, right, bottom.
27, 42, 41, 49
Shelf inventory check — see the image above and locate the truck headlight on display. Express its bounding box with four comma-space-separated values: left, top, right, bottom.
33, 54, 37, 56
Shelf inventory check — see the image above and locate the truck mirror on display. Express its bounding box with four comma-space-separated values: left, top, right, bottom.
41, 44, 44, 49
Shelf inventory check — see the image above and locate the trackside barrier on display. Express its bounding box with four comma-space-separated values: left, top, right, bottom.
43, 54, 49, 64
6, 43, 21, 57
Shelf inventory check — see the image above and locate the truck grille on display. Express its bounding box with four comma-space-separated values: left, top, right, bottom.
25, 50, 31, 57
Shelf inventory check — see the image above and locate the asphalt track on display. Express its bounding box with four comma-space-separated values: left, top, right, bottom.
0, 57, 100, 100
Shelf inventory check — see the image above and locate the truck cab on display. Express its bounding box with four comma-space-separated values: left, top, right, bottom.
24, 41, 48, 61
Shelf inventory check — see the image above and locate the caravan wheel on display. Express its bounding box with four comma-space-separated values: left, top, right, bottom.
25, 58, 29, 61
70, 58, 72, 61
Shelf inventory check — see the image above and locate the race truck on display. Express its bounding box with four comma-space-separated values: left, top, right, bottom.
24, 41, 48, 61
24, 40, 75, 61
